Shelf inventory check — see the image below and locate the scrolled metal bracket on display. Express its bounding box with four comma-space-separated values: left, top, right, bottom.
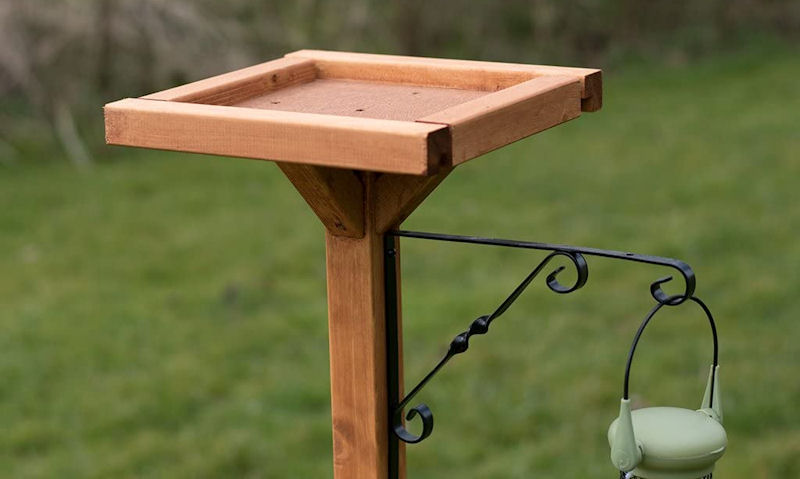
384, 229, 699, 474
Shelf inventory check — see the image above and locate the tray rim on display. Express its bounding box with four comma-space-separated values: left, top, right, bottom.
104, 50, 601, 175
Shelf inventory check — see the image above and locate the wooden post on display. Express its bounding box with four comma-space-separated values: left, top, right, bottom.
279, 166, 449, 479
324, 229, 389, 477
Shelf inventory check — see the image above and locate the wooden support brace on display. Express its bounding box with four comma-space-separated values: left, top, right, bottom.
280, 167, 450, 479
278, 164, 365, 238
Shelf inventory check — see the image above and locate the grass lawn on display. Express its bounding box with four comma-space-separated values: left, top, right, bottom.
1, 47, 798, 477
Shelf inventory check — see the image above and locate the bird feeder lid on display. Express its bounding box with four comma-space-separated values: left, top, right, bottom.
608, 407, 727, 479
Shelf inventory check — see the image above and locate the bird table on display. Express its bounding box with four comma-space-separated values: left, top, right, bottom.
104, 49, 602, 479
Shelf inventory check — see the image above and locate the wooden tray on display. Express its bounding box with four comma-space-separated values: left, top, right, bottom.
105, 50, 601, 175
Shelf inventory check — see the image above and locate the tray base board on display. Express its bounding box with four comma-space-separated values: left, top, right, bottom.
234, 78, 489, 121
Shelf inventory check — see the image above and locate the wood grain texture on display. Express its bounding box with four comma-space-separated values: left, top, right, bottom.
234, 79, 488, 121
322, 171, 444, 479
278, 164, 365, 237
578, 70, 602, 112
417, 76, 582, 165
325, 228, 390, 479
286, 49, 602, 111
373, 169, 453, 233
104, 98, 450, 175
142, 57, 316, 105
283, 166, 450, 478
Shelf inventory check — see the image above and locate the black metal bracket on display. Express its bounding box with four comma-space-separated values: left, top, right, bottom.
384, 229, 702, 477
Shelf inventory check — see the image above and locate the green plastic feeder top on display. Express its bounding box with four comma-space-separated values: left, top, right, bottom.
609, 295, 726, 479
608, 403, 727, 479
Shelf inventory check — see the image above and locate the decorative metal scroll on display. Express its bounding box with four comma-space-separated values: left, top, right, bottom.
383, 230, 698, 447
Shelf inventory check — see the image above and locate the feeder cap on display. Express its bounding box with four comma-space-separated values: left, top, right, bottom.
608, 407, 726, 479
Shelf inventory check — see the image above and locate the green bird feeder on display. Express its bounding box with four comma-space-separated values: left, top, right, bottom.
608, 297, 727, 479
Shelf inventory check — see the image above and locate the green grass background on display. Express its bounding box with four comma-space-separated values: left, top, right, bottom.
1, 48, 798, 477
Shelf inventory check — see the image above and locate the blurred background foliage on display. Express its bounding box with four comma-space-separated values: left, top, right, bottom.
0, 0, 798, 166
1, 1, 799, 478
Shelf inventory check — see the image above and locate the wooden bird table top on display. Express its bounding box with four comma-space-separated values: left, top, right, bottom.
105, 50, 601, 176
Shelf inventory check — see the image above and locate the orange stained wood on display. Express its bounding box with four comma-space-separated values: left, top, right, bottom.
325, 228, 389, 478
285, 49, 602, 111
105, 50, 601, 175
281, 169, 449, 478
105, 98, 449, 175
278, 164, 365, 237
142, 57, 317, 105
418, 75, 582, 164
233, 79, 489, 121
